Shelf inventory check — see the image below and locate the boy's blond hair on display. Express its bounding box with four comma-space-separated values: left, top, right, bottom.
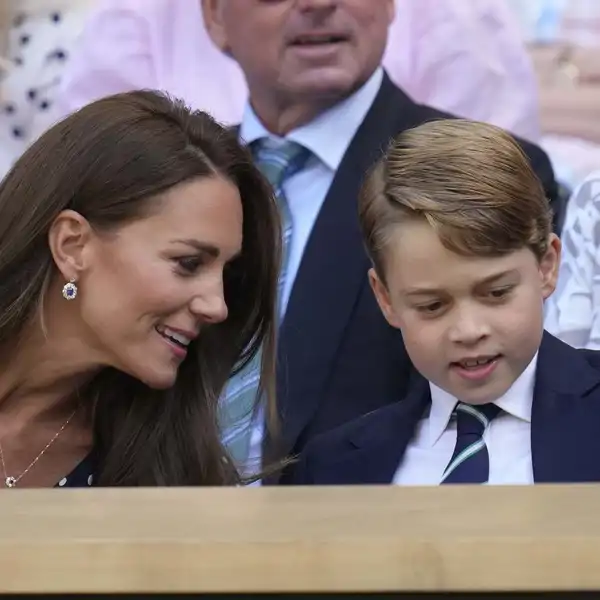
359, 119, 552, 282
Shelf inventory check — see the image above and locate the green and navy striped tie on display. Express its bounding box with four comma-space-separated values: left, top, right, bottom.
441, 402, 500, 484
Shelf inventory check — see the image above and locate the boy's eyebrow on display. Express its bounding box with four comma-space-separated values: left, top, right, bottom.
474, 269, 519, 287
404, 269, 519, 297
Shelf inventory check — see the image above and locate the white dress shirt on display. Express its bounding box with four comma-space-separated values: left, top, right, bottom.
238, 69, 384, 477
393, 355, 538, 485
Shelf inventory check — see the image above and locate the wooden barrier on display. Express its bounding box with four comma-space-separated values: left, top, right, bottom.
0, 485, 600, 596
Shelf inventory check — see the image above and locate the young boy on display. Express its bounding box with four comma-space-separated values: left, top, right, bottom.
285, 119, 600, 486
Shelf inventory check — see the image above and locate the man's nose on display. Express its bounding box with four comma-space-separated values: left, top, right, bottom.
296, 0, 337, 13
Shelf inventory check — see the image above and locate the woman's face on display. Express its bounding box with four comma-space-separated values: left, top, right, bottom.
77, 175, 243, 388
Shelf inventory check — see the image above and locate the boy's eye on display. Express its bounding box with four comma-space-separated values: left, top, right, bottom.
416, 301, 443, 314
488, 286, 513, 299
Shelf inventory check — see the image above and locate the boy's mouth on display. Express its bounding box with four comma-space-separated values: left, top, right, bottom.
452, 354, 501, 370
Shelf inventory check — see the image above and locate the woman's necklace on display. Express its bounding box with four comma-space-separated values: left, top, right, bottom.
0, 408, 78, 488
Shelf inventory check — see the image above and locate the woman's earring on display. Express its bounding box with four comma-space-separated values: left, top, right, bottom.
62, 278, 78, 301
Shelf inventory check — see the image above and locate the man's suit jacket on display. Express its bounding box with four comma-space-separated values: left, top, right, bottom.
268, 73, 560, 465
283, 333, 600, 485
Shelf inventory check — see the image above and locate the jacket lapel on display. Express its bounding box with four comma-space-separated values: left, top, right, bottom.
325, 372, 430, 484
275, 74, 415, 452
532, 332, 600, 483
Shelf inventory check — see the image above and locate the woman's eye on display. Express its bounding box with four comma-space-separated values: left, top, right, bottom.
176, 256, 203, 274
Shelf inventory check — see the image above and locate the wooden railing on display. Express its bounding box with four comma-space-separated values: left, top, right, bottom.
1, 485, 600, 596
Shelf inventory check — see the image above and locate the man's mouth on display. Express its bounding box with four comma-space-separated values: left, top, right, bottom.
291, 33, 348, 46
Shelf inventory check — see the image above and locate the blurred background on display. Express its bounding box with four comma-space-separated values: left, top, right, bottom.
2, 0, 600, 194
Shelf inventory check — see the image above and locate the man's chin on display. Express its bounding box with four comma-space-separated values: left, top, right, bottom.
288, 69, 360, 99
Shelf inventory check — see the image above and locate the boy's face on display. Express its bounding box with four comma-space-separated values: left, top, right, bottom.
370, 220, 561, 405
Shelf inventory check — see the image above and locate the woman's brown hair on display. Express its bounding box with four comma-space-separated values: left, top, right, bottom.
0, 90, 281, 485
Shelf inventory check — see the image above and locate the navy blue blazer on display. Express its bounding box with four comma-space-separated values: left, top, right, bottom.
260, 72, 559, 466
282, 333, 600, 485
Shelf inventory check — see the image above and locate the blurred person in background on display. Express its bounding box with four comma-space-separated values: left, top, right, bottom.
545, 171, 600, 349
0, 0, 96, 179
507, 2, 600, 347
55, 0, 540, 140
508, 0, 600, 186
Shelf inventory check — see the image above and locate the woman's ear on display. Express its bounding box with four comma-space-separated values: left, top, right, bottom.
47, 210, 94, 281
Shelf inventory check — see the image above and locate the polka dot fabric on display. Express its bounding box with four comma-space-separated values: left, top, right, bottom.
0, 3, 94, 178
55, 455, 95, 487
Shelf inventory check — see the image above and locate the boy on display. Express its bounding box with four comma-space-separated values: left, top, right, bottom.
285, 119, 600, 486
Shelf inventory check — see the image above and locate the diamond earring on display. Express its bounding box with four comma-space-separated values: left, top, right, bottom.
62, 278, 78, 301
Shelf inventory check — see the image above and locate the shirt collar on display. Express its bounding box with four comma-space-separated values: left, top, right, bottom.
426, 352, 538, 446
239, 68, 383, 171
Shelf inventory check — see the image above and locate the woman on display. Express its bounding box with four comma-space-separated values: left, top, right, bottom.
0, 89, 281, 487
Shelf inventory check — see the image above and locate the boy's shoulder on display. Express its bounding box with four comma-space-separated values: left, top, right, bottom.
534, 333, 600, 403
281, 402, 410, 485
281, 371, 431, 484
539, 332, 600, 375
576, 347, 600, 371
306, 401, 410, 454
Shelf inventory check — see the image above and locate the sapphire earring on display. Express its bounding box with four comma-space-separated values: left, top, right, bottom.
62, 278, 78, 301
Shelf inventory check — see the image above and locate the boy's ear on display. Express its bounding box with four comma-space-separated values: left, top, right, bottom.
540, 233, 562, 300
368, 267, 401, 329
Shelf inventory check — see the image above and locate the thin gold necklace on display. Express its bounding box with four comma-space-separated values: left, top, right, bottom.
0, 408, 78, 488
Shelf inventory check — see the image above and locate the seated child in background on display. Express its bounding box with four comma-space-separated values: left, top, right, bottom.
284, 119, 600, 486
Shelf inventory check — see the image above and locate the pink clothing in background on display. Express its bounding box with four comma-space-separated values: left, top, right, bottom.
56, 0, 540, 141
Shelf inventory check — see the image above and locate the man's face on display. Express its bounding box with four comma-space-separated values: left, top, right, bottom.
203, 0, 394, 106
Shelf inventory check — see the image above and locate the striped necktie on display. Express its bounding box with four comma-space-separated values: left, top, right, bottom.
220, 138, 310, 467
440, 402, 501, 484
253, 139, 311, 311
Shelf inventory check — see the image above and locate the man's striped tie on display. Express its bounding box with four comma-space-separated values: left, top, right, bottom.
440, 402, 500, 484
220, 138, 310, 466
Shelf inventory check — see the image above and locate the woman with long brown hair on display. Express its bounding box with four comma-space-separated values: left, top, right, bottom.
0, 89, 281, 487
